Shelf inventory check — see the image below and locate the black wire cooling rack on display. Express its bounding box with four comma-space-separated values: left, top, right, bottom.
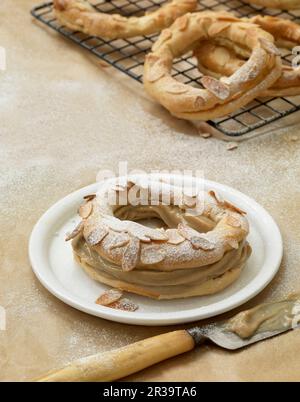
31, 0, 300, 137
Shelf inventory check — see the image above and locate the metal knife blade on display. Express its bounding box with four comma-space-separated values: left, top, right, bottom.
188, 294, 300, 350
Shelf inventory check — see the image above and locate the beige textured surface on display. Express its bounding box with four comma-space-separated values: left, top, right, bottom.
1, 0, 300, 382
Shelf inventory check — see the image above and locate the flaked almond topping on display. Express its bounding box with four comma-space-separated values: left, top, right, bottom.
79, 202, 93, 219
141, 246, 166, 265
146, 61, 166, 83
148, 228, 168, 241
75, 18, 84, 26
160, 29, 172, 42
112, 15, 126, 22
86, 226, 109, 246
176, 15, 188, 31
223, 201, 246, 215
166, 229, 185, 245
200, 76, 230, 100
122, 237, 140, 271
126, 221, 168, 242
102, 216, 127, 233
65, 221, 84, 241
226, 216, 242, 228
218, 15, 239, 22
190, 236, 215, 251
95, 289, 123, 306
209, 190, 245, 215
102, 217, 167, 242
194, 96, 205, 109
197, 15, 212, 25
145, 53, 160, 65
75, 2, 89, 11
165, 83, 189, 94
259, 38, 281, 56
109, 233, 130, 250
177, 223, 194, 240
126, 224, 152, 243
177, 224, 215, 251
228, 240, 239, 249
208, 21, 231, 37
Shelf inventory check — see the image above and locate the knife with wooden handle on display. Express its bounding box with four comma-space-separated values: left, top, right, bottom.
35, 294, 300, 382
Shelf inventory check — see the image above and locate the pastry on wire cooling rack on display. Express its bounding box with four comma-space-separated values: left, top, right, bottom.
243, 0, 300, 9
193, 15, 300, 98
143, 11, 282, 121
66, 177, 251, 300
53, 0, 197, 40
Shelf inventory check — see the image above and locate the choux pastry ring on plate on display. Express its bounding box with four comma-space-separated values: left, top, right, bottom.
243, 0, 300, 9
67, 177, 251, 300
53, 0, 197, 40
143, 11, 282, 121
193, 16, 300, 98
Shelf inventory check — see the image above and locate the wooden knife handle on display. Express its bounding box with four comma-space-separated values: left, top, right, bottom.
36, 330, 195, 382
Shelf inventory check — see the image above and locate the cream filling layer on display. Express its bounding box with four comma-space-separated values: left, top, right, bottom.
72, 234, 251, 299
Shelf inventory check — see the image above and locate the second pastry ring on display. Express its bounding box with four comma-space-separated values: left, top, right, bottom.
143, 12, 282, 120
53, 0, 198, 40
193, 16, 300, 98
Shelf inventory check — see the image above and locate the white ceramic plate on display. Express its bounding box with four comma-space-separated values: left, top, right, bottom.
29, 174, 283, 326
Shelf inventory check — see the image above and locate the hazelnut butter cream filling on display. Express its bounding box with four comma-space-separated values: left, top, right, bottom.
72, 234, 251, 299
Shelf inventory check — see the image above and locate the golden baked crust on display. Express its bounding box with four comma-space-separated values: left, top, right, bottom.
143, 11, 282, 121
194, 16, 300, 97
67, 177, 252, 300
53, 0, 197, 40
243, 0, 300, 9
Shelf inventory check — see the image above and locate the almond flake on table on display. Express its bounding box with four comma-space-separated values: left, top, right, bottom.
226, 142, 238, 151
108, 298, 139, 312
200, 132, 212, 138
95, 289, 123, 306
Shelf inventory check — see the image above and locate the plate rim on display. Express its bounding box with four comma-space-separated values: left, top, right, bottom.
29, 174, 283, 326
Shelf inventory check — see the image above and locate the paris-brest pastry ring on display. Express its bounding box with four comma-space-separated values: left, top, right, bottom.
53, 0, 197, 40
243, 0, 300, 9
193, 16, 300, 97
67, 178, 251, 300
143, 12, 282, 121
